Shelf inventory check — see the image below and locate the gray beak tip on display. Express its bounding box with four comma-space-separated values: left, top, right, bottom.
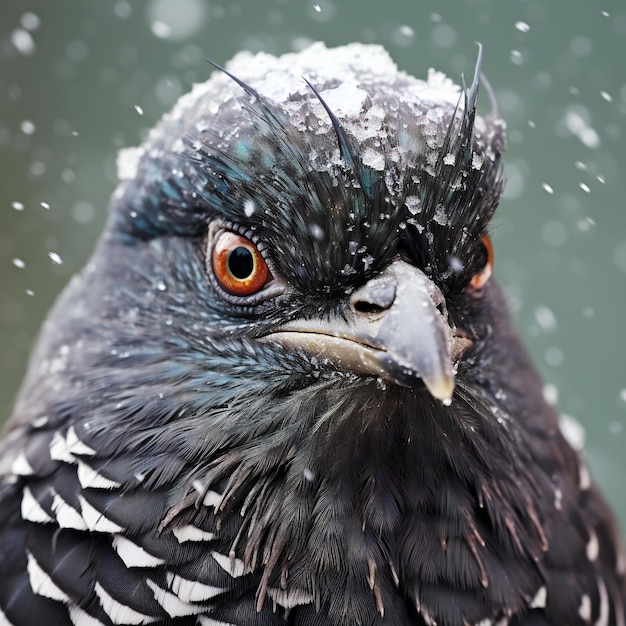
423, 373, 455, 404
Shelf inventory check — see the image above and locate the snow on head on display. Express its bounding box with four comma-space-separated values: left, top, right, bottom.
159, 42, 473, 156
116, 42, 505, 220
219, 42, 461, 107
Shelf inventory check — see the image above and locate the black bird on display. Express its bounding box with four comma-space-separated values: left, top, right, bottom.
0, 42, 624, 626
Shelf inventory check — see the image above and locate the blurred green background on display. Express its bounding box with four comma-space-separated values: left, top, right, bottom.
0, 0, 624, 524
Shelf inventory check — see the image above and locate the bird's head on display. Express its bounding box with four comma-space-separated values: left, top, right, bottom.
107, 40, 503, 399
12, 42, 520, 490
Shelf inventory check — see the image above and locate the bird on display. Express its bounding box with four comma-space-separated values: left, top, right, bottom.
0, 40, 624, 626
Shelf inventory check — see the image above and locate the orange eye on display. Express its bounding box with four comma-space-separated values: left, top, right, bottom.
470, 236, 494, 290
212, 231, 270, 296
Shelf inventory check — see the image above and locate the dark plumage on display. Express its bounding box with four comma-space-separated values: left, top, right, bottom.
0, 42, 624, 626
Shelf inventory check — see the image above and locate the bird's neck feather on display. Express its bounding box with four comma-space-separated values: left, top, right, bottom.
179, 379, 554, 616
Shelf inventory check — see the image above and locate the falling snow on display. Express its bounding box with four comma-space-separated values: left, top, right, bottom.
393, 25, 415, 47
447, 255, 464, 274
564, 110, 600, 148
309, 224, 325, 240
151, 21, 171, 39
577, 217, 595, 232
534, 306, 557, 332
545, 347, 563, 367
21, 12, 41, 31
559, 414, 586, 451
20, 121, 36, 135
147, 0, 207, 41
543, 383, 559, 406
10, 29, 36, 55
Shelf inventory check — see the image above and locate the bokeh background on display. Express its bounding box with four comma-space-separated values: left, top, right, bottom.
0, 0, 625, 524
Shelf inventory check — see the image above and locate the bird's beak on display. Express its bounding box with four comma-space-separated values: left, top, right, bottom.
263, 259, 470, 402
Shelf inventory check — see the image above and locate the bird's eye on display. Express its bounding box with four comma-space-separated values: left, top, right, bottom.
469, 236, 494, 290
212, 231, 270, 296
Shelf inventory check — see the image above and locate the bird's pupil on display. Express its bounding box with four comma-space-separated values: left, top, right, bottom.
228, 247, 254, 279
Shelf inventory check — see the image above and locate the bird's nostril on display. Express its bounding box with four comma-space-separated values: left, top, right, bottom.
354, 300, 387, 315
350, 276, 396, 314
